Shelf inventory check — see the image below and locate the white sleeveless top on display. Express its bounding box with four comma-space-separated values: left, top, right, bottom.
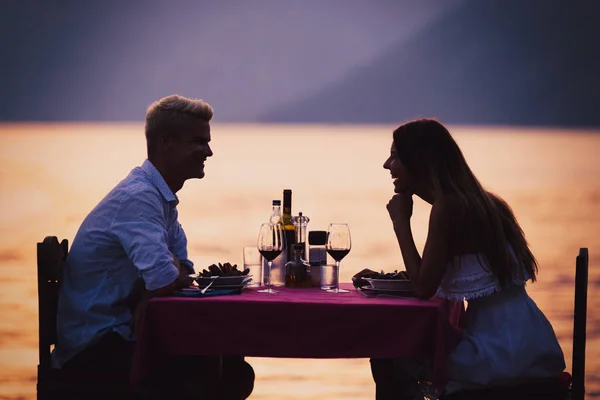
436, 253, 565, 394
435, 253, 528, 301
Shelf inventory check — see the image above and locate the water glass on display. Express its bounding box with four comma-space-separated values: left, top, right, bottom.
320, 264, 338, 290
243, 246, 263, 287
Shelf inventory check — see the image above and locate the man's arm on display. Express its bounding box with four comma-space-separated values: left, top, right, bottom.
112, 191, 180, 296
168, 209, 194, 274
168, 209, 194, 289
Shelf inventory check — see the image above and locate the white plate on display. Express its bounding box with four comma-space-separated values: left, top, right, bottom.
361, 285, 413, 293
360, 285, 417, 297
196, 279, 253, 289
363, 278, 412, 291
194, 275, 253, 286
200, 283, 249, 290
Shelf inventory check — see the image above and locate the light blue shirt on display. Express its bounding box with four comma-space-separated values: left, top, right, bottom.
52, 159, 194, 368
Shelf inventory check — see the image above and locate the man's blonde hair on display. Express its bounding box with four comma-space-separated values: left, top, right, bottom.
145, 94, 214, 157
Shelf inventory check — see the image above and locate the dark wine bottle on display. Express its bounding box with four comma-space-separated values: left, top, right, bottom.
282, 189, 297, 261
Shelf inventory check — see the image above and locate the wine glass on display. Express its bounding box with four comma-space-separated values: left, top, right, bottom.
257, 222, 284, 294
325, 223, 351, 293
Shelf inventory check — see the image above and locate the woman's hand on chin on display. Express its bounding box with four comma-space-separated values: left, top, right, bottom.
387, 190, 413, 223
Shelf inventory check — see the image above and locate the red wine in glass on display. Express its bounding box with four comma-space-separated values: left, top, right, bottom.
327, 249, 350, 262
325, 223, 351, 293
259, 249, 282, 262
257, 223, 284, 294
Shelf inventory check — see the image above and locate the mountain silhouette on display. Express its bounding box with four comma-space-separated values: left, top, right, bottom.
0, 0, 449, 122
261, 0, 600, 128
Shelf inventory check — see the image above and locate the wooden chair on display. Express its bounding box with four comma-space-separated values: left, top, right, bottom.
37, 236, 68, 400
439, 248, 589, 400
570, 247, 588, 400
37, 236, 135, 400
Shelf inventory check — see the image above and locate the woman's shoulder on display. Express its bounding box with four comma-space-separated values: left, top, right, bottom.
436, 194, 489, 255
431, 195, 465, 222
434, 194, 472, 215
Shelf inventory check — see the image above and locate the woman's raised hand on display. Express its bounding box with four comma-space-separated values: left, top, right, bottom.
387, 191, 413, 224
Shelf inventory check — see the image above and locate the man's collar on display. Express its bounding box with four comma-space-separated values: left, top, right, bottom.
141, 159, 179, 205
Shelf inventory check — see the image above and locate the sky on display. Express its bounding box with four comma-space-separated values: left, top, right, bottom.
1, 0, 599, 127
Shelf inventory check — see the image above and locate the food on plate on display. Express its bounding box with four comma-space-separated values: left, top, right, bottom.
369, 270, 410, 280
352, 269, 410, 288
199, 262, 250, 277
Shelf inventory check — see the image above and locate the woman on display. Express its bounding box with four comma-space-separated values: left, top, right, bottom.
367, 119, 566, 399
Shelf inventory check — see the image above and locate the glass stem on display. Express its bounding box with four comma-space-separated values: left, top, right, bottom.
266, 261, 272, 288
335, 261, 340, 291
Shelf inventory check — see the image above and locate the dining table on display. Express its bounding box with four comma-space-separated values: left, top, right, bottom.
130, 283, 465, 392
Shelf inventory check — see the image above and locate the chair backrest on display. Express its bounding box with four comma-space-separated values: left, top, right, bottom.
37, 236, 68, 372
571, 248, 588, 400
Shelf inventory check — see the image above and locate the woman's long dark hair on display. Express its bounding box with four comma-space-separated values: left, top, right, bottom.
393, 119, 537, 286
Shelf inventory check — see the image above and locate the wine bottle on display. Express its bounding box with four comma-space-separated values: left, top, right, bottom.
282, 189, 297, 261
267, 199, 286, 286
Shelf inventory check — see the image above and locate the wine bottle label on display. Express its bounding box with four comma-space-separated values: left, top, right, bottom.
283, 229, 295, 260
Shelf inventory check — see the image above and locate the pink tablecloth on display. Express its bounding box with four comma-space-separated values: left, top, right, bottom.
131, 283, 464, 388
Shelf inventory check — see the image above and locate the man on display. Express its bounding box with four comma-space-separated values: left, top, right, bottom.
53, 94, 254, 399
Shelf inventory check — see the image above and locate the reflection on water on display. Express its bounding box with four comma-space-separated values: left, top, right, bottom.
0, 124, 599, 399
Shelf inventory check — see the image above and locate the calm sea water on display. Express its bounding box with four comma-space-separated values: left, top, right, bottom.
0, 123, 598, 399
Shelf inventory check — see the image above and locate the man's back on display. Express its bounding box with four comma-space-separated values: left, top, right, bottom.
53, 160, 189, 369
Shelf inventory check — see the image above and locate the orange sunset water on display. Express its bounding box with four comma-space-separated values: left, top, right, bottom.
0, 123, 599, 399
